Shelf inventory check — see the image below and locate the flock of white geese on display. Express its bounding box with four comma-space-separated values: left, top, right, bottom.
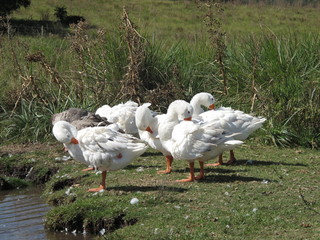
52, 92, 266, 192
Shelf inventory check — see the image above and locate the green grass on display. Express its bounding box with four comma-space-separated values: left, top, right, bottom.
36, 143, 320, 239
10, 0, 320, 40
0, 176, 30, 190
1, 139, 319, 238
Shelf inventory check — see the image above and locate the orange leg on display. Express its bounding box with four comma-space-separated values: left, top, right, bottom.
226, 150, 237, 165
176, 162, 195, 182
88, 170, 107, 192
82, 167, 94, 172
195, 161, 205, 180
157, 155, 173, 174
206, 154, 224, 167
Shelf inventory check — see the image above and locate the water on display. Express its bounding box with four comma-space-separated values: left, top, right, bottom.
0, 187, 91, 240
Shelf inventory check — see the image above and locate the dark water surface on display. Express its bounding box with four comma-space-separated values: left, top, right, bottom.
0, 187, 92, 240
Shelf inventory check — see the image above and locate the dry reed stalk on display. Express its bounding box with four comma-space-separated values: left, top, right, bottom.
120, 8, 146, 104
25, 51, 64, 88
198, 0, 228, 95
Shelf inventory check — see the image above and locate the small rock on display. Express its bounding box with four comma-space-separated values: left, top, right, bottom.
62, 155, 71, 161
136, 167, 144, 172
246, 160, 253, 165
130, 198, 139, 204
99, 228, 106, 235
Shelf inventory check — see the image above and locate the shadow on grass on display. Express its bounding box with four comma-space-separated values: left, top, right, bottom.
172, 167, 246, 174
235, 159, 307, 167
108, 185, 188, 193
125, 164, 163, 170
2, 19, 66, 36
201, 158, 307, 167
200, 174, 273, 184
141, 151, 163, 157
1, 19, 96, 36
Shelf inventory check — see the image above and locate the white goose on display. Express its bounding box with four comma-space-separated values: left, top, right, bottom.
190, 92, 266, 166
95, 101, 139, 136
158, 100, 243, 182
52, 121, 148, 192
135, 104, 173, 174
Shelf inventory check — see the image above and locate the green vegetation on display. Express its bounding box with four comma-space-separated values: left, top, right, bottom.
0, 176, 30, 190
8, 0, 320, 39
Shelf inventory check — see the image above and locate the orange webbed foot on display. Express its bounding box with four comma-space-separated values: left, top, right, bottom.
82, 167, 94, 172
88, 185, 106, 192
195, 175, 205, 180
206, 162, 224, 167
176, 177, 194, 183
157, 169, 172, 174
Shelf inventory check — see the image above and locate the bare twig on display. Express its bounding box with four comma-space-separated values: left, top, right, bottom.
299, 187, 319, 214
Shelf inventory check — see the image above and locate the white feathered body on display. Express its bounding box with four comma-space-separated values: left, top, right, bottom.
135, 104, 171, 156
190, 92, 266, 141
158, 100, 243, 163
199, 107, 266, 141
96, 101, 139, 135
53, 121, 147, 172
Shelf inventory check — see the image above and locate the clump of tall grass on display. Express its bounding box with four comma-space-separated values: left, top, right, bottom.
224, 33, 320, 148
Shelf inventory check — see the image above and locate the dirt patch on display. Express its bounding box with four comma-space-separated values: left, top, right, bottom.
51, 175, 88, 191
0, 142, 58, 156
0, 142, 61, 185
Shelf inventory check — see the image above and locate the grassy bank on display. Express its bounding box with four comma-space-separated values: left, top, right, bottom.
1, 142, 319, 239
0, 143, 63, 187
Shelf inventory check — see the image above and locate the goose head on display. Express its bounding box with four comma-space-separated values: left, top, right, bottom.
190, 92, 215, 116
167, 100, 193, 121
135, 104, 154, 134
52, 120, 79, 145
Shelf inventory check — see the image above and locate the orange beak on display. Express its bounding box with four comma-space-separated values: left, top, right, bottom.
184, 117, 192, 121
208, 104, 215, 110
146, 126, 153, 134
70, 137, 79, 144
